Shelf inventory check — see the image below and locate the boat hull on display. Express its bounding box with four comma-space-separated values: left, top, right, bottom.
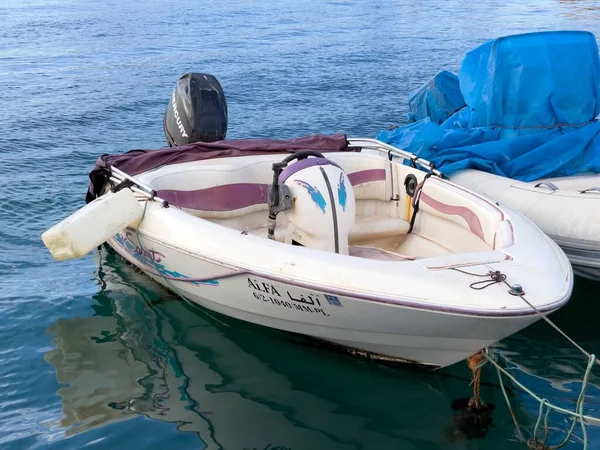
106, 230, 556, 369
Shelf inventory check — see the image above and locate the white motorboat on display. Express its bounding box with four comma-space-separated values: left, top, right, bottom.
449, 170, 600, 280
42, 72, 573, 369
43, 133, 573, 369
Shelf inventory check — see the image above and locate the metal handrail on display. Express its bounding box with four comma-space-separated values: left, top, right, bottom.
109, 166, 168, 205
106, 138, 442, 205
347, 138, 445, 177
111, 167, 156, 194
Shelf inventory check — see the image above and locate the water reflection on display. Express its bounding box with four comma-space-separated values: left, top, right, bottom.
45, 248, 574, 449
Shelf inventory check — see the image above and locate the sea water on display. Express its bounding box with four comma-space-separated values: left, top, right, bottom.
2, 0, 600, 448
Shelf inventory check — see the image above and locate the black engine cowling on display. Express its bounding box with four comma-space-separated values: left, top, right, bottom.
164, 72, 228, 146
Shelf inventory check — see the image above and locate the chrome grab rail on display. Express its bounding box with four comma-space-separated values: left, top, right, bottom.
347, 138, 445, 178
105, 138, 443, 205
109, 166, 168, 205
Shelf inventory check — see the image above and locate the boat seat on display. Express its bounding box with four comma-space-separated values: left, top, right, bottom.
146, 154, 393, 219
349, 217, 410, 241
418, 177, 513, 249
349, 246, 415, 261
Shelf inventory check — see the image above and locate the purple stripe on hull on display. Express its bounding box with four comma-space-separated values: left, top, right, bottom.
156, 169, 387, 211
110, 232, 568, 318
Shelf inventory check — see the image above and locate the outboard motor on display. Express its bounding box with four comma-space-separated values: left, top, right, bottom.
164, 72, 228, 146
268, 152, 355, 255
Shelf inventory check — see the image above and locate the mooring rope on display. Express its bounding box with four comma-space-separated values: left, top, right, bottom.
452, 268, 600, 448
467, 353, 486, 408
498, 282, 600, 366
453, 268, 600, 366
495, 358, 527, 442
482, 350, 596, 449
450, 268, 508, 290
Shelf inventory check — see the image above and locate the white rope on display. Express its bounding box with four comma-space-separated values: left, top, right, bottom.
454, 268, 600, 448
467, 265, 600, 367
508, 288, 600, 366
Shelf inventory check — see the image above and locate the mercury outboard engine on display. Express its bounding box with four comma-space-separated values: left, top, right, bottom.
268, 152, 355, 255
164, 72, 228, 146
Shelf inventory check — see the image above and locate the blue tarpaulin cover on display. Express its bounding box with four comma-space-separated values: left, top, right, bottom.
376, 31, 600, 181
407, 70, 465, 125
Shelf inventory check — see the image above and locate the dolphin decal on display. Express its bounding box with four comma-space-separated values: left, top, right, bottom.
337, 172, 347, 211
294, 180, 327, 213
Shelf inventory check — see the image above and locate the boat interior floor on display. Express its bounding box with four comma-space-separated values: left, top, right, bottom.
246, 224, 452, 262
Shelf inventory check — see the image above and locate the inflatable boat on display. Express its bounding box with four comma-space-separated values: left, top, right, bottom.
449, 170, 600, 279
42, 73, 573, 369
376, 31, 600, 280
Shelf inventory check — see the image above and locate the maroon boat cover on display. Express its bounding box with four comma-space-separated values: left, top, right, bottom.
86, 133, 354, 203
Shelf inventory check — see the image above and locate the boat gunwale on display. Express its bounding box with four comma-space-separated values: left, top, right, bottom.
109, 226, 572, 319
